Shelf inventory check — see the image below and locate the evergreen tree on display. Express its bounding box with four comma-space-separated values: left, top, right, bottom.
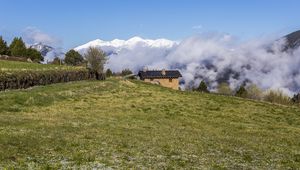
197, 81, 209, 93
65, 49, 84, 66
9, 37, 27, 57
26, 48, 44, 62
0, 36, 9, 55
235, 85, 248, 98
106, 68, 113, 77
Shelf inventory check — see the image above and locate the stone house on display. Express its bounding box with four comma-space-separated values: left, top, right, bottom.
138, 69, 182, 90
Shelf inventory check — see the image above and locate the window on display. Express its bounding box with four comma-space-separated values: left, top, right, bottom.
169, 78, 172, 82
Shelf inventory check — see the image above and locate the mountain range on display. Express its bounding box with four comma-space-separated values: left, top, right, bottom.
74, 36, 177, 56
30, 43, 54, 56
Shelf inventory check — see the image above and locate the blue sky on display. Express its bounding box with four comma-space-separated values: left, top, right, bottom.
1, 0, 300, 49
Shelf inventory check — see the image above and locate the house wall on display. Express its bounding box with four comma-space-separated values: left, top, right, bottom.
144, 78, 179, 90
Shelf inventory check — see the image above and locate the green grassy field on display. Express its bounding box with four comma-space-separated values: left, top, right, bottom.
0, 78, 299, 169
0, 60, 82, 72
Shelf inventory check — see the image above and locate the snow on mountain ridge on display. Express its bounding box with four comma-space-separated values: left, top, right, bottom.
29, 42, 65, 63
74, 37, 177, 53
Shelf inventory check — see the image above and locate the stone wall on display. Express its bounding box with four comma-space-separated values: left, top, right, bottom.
0, 55, 28, 62
144, 78, 179, 90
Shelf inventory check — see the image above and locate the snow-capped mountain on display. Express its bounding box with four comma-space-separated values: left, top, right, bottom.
30, 42, 65, 62
74, 36, 177, 55
74, 36, 178, 73
30, 42, 54, 56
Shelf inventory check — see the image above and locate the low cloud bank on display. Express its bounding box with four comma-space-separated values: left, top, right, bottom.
105, 34, 300, 95
23, 27, 61, 46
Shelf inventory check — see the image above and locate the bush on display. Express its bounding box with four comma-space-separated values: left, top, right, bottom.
263, 89, 291, 105
217, 82, 232, 95
0, 69, 89, 91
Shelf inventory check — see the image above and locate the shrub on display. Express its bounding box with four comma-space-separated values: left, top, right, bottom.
263, 89, 291, 105
217, 82, 232, 95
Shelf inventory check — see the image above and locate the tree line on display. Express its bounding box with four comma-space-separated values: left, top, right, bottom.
0, 35, 93, 65
196, 80, 300, 106
105, 68, 133, 78
0, 36, 43, 62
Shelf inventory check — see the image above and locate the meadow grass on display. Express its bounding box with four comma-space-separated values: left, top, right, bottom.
0, 60, 82, 72
0, 78, 299, 169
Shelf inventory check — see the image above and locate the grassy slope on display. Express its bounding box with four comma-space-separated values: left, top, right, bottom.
0, 79, 299, 169
0, 60, 82, 72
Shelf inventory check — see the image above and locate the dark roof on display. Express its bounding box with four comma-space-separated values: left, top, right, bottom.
138, 70, 182, 79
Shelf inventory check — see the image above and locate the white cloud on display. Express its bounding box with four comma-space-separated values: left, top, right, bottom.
23, 27, 61, 46
76, 33, 300, 96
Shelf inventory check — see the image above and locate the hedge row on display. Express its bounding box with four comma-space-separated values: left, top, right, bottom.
0, 69, 90, 91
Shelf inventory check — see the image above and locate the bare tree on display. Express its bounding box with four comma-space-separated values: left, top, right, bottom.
85, 47, 107, 80
246, 84, 263, 100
